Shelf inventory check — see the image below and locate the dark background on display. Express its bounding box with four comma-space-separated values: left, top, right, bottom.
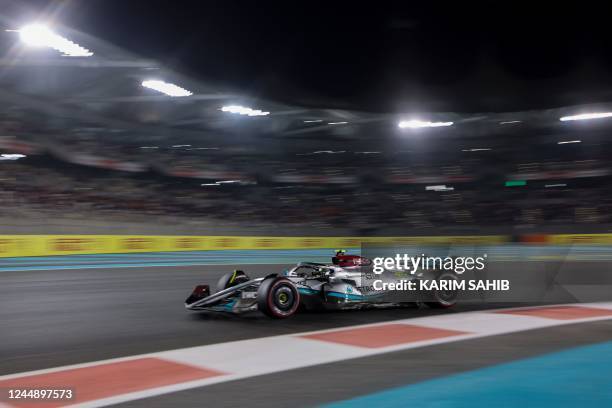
8, 0, 612, 113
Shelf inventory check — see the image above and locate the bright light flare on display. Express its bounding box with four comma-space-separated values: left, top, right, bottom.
398, 120, 453, 129
142, 80, 192, 97
558, 140, 581, 144
0, 154, 26, 161
560, 112, 612, 122
201, 180, 242, 187
18, 24, 93, 57
425, 185, 454, 191
221, 105, 269, 116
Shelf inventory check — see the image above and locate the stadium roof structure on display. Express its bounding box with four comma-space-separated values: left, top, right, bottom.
2, 14, 612, 150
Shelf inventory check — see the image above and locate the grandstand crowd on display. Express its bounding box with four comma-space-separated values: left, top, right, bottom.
1, 139, 611, 235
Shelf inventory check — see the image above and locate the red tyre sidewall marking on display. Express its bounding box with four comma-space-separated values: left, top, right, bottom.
267, 279, 300, 317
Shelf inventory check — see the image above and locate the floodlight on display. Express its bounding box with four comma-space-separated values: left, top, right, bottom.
19, 24, 93, 57
560, 112, 612, 122
221, 105, 269, 116
141, 80, 192, 97
398, 120, 453, 129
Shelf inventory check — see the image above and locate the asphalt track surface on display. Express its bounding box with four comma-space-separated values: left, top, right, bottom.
1, 251, 611, 407
1, 261, 506, 375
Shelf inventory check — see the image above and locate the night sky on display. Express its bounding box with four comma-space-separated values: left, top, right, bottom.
7, 1, 612, 113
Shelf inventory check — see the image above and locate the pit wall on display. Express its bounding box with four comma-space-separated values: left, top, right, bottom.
0, 234, 608, 258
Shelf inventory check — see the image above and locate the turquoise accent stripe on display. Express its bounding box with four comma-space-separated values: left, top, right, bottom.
3, 244, 610, 272
0, 262, 280, 272
0, 249, 348, 272
2, 245, 611, 272
0, 249, 346, 263
205, 299, 237, 312
223, 299, 237, 311
326, 341, 612, 408
326, 291, 366, 301
299, 288, 382, 300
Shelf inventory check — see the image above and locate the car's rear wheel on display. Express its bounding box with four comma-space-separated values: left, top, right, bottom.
216, 270, 249, 292
257, 277, 300, 319
425, 271, 459, 308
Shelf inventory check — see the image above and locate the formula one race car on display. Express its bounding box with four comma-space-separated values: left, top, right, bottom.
185, 250, 459, 319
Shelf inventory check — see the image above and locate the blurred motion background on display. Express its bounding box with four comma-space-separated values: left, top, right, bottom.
2, 3, 612, 407
1, 1, 612, 237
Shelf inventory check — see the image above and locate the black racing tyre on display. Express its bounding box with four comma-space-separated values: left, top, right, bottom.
425, 271, 459, 309
257, 277, 300, 319
216, 270, 249, 293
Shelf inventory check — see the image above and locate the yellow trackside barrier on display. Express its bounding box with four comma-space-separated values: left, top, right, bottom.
0, 234, 510, 258
2, 234, 608, 258
546, 234, 612, 245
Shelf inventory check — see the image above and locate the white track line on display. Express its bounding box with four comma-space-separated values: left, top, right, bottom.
2, 302, 612, 408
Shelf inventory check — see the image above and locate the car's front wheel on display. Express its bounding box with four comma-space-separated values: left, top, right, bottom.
257, 277, 300, 319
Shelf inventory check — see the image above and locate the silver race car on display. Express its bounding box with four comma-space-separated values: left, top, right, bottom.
185, 250, 459, 319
